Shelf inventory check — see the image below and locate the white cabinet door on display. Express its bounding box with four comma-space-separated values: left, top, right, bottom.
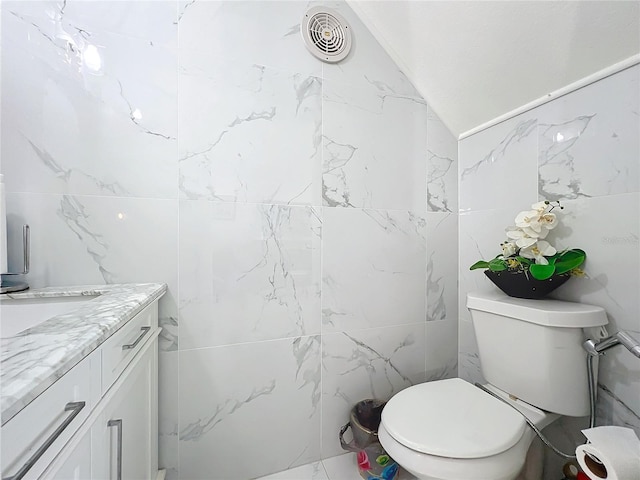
0, 356, 93, 480
47, 430, 92, 480
92, 337, 158, 480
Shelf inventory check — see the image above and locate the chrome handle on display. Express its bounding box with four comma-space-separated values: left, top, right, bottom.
584, 331, 640, 358
107, 419, 123, 480
2, 401, 85, 480
2, 225, 29, 276
21, 225, 29, 275
122, 326, 150, 351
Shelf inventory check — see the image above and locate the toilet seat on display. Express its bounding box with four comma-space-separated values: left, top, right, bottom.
379, 421, 535, 480
381, 378, 527, 459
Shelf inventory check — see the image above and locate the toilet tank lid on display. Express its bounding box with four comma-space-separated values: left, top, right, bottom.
467, 291, 608, 328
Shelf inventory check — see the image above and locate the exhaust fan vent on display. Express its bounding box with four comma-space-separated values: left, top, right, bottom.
301, 7, 352, 63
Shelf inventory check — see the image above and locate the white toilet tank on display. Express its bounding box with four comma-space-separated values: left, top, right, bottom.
467, 291, 608, 417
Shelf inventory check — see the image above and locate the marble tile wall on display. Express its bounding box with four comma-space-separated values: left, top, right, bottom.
1, 1, 459, 479
458, 65, 640, 475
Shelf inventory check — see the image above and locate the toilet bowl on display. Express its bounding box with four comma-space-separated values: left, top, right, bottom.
378, 292, 608, 480
379, 378, 558, 480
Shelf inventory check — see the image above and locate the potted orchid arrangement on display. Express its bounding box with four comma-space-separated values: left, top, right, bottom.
470, 200, 586, 299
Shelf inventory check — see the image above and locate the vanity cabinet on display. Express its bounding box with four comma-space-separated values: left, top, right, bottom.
0, 300, 160, 480
91, 335, 158, 480
48, 431, 92, 480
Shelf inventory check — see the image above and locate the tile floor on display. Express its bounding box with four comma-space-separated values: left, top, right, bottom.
256, 453, 417, 480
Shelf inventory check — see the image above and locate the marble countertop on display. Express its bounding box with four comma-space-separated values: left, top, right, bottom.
0, 283, 166, 425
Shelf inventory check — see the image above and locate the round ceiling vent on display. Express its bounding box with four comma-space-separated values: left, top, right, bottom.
301, 6, 352, 63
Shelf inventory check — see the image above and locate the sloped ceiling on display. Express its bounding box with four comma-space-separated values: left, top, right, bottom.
348, 1, 640, 137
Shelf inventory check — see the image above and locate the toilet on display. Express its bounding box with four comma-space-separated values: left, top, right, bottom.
379, 291, 608, 480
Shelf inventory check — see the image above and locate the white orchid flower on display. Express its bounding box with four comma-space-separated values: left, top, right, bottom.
539, 212, 558, 229
506, 227, 538, 248
516, 203, 559, 236
521, 225, 549, 239
515, 209, 550, 235
501, 242, 517, 257
520, 240, 557, 264
531, 201, 548, 212
515, 210, 540, 228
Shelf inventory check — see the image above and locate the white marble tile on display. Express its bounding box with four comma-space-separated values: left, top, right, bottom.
179, 336, 321, 480
457, 319, 484, 386
178, 0, 321, 78
322, 208, 426, 333
426, 212, 457, 323
179, 201, 321, 350
256, 461, 328, 480
427, 107, 458, 213
321, 324, 426, 458
178, 58, 322, 205
321, 454, 361, 480
5, 193, 179, 347
458, 207, 517, 323
318, 2, 422, 99
5, 193, 177, 287
1, 7, 178, 199
545, 194, 639, 331
537, 65, 640, 201
159, 305, 179, 353
159, 352, 180, 480
459, 114, 538, 213
425, 213, 458, 383
425, 320, 458, 381
575, 181, 640, 428
597, 347, 640, 434
322, 80, 428, 211
46, 0, 177, 49
597, 382, 640, 435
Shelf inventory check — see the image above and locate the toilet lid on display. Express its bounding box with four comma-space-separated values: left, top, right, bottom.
381, 378, 526, 459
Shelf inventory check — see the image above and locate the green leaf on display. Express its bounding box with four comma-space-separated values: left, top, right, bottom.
557, 249, 580, 259
555, 249, 586, 275
529, 263, 556, 280
469, 261, 490, 270
488, 258, 507, 272
515, 256, 531, 265
559, 249, 586, 261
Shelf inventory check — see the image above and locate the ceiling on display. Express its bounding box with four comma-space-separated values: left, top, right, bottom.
347, 1, 640, 138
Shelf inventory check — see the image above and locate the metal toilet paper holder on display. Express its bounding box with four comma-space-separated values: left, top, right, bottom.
1, 224, 30, 294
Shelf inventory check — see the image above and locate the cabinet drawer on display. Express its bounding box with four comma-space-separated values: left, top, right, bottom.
101, 302, 158, 394
1, 355, 93, 480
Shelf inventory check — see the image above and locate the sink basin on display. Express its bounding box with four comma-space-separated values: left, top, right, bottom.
0, 295, 100, 338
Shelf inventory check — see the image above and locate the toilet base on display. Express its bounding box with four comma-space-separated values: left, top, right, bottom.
515, 437, 544, 480
379, 423, 535, 480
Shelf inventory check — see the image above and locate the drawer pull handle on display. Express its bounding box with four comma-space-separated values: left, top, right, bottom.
107, 418, 123, 480
3, 401, 86, 480
122, 326, 150, 351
